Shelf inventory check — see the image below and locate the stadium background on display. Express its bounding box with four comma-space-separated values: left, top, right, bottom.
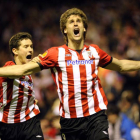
0, 0, 140, 139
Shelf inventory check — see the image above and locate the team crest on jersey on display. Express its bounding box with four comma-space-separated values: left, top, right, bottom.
87, 51, 92, 58
65, 54, 71, 57
41, 51, 48, 58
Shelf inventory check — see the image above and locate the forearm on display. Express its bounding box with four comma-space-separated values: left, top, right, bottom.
0, 62, 41, 78
120, 60, 140, 72
105, 58, 140, 72
0, 65, 24, 77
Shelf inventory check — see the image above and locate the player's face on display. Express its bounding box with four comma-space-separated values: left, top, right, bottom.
64, 15, 86, 42
16, 39, 33, 64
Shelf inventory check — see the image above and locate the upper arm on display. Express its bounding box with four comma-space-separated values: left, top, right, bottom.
104, 57, 122, 71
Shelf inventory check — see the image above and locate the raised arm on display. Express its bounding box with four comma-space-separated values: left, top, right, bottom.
0, 62, 41, 78
105, 57, 140, 72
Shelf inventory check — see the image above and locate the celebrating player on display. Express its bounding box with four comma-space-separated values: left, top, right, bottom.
0, 32, 44, 140
0, 8, 140, 140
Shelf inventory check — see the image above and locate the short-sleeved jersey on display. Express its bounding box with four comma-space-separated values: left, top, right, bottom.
39, 44, 112, 118
0, 61, 40, 123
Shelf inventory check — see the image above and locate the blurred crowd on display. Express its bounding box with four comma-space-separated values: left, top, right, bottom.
0, 0, 140, 139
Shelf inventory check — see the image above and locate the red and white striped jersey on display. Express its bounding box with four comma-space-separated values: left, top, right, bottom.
0, 61, 40, 123
39, 44, 112, 118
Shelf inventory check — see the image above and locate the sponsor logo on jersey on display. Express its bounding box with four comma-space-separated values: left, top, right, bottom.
67, 60, 93, 66
21, 81, 33, 87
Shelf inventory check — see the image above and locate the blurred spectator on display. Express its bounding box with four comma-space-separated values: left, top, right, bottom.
107, 105, 140, 140
118, 90, 140, 125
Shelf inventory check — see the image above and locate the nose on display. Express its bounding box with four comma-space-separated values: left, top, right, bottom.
74, 21, 78, 26
29, 46, 33, 52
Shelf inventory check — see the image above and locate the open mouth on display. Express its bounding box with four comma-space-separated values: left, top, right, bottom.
74, 29, 80, 36
26, 55, 32, 59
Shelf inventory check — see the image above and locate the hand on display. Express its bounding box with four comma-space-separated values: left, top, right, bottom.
35, 99, 38, 104
31, 54, 42, 63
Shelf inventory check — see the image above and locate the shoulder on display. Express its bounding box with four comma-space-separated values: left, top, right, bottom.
49, 45, 67, 50
88, 44, 101, 51
45, 45, 67, 54
4, 61, 15, 67
85, 44, 101, 51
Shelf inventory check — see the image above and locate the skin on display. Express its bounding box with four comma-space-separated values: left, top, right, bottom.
108, 114, 118, 125
13, 39, 33, 65
64, 15, 86, 50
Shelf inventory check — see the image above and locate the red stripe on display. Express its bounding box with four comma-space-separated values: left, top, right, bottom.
51, 69, 64, 114
98, 78, 108, 106
14, 78, 24, 123
66, 57, 77, 118
25, 84, 32, 120
79, 57, 89, 117
28, 75, 32, 83
2, 79, 14, 123
32, 106, 40, 115
55, 67, 65, 117
25, 76, 40, 120
91, 62, 101, 113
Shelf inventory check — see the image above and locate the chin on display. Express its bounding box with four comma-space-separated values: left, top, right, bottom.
73, 38, 82, 42
26, 59, 31, 63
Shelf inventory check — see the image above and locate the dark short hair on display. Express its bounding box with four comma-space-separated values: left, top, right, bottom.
9, 32, 32, 56
60, 8, 88, 44
106, 105, 120, 116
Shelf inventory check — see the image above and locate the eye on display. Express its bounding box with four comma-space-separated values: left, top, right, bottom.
77, 19, 81, 23
69, 20, 74, 23
24, 45, 28, 48
30, 45, 33, 48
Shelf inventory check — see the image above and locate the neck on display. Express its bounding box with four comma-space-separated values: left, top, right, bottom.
67, 39, 84, 50
14, 57, 22, 65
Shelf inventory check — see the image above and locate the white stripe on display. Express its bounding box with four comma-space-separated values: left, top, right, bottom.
24, 76, 35, 120
89, 46, 106, 109
20, 82, 29, 122
52, 67, 62, 116
58, 48, 70, 118
0, 82, 7, 121
28, 96, 36, 118
8, 79, 20, 123
70, 50, 83, 117
95, 82, 107, 109
82, 50, 95, 115
20, 76, 30, 121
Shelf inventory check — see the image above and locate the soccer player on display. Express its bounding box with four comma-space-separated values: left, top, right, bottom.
0, 8, 140, 140
0, 32, 44, 140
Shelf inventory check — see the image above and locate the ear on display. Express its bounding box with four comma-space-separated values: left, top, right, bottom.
84, 28, 86, 32
64, 29, 67, 34
12, 48, 18, 56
